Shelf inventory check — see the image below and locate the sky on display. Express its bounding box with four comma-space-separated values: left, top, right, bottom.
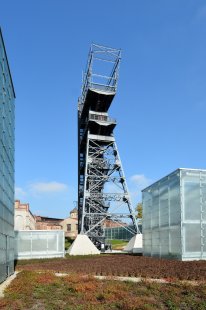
1, 0, 206, 218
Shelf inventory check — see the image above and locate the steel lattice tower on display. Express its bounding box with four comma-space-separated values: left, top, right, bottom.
78, 44, 140, 249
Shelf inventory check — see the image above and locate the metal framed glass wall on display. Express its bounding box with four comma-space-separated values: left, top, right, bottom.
0, 29, 15, 283
105, 225, 142, 241
15, 231, 65, 259
142, 169, 206, 261
181, 169, 206, 260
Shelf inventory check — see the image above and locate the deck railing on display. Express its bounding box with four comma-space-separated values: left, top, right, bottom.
89, 113, 116, 123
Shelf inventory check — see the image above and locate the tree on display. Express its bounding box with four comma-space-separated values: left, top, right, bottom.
135, 202, 142, 219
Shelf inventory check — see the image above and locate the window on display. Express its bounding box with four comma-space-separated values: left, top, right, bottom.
67, 224, 71, 232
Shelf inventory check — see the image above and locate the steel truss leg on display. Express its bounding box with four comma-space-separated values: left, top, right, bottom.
80, 134, 140, 246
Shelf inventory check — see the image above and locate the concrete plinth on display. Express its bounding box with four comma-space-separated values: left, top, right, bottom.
68, 234, 100, 255
124, 234, 143, 254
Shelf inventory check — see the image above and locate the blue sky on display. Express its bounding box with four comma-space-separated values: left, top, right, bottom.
1, 0, 206, 218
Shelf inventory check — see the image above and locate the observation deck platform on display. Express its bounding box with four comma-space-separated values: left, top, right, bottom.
89, 111, 116, 136
79, 88, 116, 120
79, 111, 116, 150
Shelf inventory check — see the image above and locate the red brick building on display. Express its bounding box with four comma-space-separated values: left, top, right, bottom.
35, 216, 63, 230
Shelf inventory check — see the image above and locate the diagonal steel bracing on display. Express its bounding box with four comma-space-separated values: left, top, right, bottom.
78, 44, 140, 249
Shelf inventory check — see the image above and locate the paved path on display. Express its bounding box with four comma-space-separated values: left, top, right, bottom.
0, 272, 18, 298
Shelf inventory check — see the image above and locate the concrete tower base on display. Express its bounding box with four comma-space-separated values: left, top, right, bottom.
68, 234, 100, 256
124, 234, 143, 254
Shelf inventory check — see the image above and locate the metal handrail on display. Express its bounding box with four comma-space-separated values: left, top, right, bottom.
89, 113, 116, 123
80, 44, 121, 108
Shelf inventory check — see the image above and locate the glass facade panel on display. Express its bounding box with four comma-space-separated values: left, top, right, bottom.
159, 183, 169, 227
14, 231, 65, 259
104, 225, 140, 241
170, 228, 181, 255
184, 224, 201, 253
181, 169, 206, 260
183, 181, 200, 221
203, 224, 206, 254
143, 170, 181, 259
143, 169, 206, 260
169, 179, 180, 225
201, 186, 206, 221
32, 233, 48, 253
47, 234, 58, 252
0, 30, 15, 283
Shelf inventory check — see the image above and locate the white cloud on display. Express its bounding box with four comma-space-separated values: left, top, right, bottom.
14, 181, 75, 218
129, 174, 152, 203
15, 187, 26, 198
130, 174, 152, 191
29, 181, 68, 194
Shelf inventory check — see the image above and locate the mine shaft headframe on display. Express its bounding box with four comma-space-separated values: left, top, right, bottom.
80, 44, 121, 104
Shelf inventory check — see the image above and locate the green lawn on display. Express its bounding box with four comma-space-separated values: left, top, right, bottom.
65, 238, 128, 251
65, 239, 72, 251
108, 239, 128, 250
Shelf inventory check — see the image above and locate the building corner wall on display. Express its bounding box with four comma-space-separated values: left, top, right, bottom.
0, 29, 15, 283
